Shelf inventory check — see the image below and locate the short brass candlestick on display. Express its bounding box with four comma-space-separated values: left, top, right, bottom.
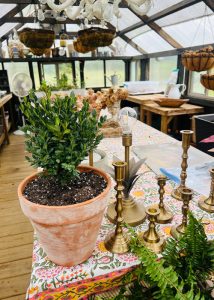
155, 175, 173, 224
171, 130, 193, 201
104, 161, 129, 254
139, 207, 165, 254
89, 150, 93, 166
171, 188, 193, 239
198, 168, 214, 213
107, 133, 146, 226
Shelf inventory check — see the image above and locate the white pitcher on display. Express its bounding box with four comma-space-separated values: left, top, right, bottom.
106, 74, 121, 87
168, 84, 186, 99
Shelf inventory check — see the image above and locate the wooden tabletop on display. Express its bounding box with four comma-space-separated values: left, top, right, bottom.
141, 102, 204, 116
0, 93, 12, 108
126, 93, 163, 105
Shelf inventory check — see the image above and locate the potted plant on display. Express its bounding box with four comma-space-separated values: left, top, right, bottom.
18, 90, 111, 266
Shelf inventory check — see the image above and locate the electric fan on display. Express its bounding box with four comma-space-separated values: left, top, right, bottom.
11, 72, 33, 135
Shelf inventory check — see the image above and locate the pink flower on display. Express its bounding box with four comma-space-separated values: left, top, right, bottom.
99, 256, 111, 264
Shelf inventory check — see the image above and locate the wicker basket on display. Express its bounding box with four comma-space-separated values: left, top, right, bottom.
73, 39, 96, 53
77, 27, 116, 48
181, 53, 214, 72
200, 74, 214, 90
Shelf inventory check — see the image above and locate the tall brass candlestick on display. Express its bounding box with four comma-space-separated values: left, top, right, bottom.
171, 130, 193, 201
198, 168, 214, 213
171, 188, 193, 239
89, 150, 93, 167
106, 133, 146, 226
139, 207, 165, 254
155, 175, 173, 224
104, 161, 129, 254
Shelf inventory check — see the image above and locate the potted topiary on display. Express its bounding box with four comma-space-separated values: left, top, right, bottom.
18, 90, 111, 266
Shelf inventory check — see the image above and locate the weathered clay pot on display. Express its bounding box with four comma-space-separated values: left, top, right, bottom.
18, 165, 111, 266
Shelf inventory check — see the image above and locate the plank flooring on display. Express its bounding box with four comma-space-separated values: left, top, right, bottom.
0, 135, 34, 300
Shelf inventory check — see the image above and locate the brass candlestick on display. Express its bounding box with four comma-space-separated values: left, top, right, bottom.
104, 161, 129, 254
198, 168, 214, 213
171, 130, 193, 201
155, 175, 173, 224
89, 150, 93, 166
106, 133, 146, 226
139, 207, 165, 254
171, 188, 193, 239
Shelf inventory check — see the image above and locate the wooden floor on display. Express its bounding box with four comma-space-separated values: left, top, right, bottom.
0, 135, 34, 300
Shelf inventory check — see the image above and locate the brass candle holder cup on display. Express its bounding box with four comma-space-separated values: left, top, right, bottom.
198, 168, 214, 213
104, 161, 129, 254
107, 133, 146, 226
171, 188, 193, 239
139, 206, 165, 254
154, 175, 173, 224
171, 130, 193, 201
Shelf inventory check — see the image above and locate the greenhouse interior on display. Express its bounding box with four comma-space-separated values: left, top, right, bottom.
0, 0, 214, 299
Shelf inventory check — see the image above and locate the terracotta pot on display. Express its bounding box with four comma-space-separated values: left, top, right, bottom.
18, 165, 111, 266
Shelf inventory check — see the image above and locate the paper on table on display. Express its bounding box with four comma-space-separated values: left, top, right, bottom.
160, 163, 213, 197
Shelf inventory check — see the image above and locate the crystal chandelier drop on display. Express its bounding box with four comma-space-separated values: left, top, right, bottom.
39, 0, 153, 25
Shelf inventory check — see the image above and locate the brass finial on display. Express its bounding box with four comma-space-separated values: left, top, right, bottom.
104, 161, 129, 254
171, 188, 193, 239
198, 168, 214, 213
139, 207, 165, 254
171, 130, 193, 201
155, 175, 173, 224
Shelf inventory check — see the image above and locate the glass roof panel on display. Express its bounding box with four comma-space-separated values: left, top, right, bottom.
126, 25, 150, 39
66, 24, 80, 31
128, 29, 174, 53
157, 2, 213, 27
164, 14, 214, 47
112, 37, 141, 56
0, 4, 16, 18
0, 23, 18, 38
111, 8, 141, 31
147, 0, 183, 16
22, 5, 35, 17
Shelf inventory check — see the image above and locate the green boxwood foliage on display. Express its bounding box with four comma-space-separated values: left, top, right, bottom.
20, 90, 106, 184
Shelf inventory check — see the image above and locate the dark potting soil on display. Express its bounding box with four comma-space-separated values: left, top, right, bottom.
24, 171, 107, 206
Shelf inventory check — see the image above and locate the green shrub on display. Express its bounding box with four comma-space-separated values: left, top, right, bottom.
20, 90, 106, 184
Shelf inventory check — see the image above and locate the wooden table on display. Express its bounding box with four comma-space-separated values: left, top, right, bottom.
141, 102, 204, 134
0, 93, 12, 146
126, 94, 164, 121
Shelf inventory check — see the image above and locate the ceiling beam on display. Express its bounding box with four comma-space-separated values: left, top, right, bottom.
203, 0, 214, 11
0, 0, 127, 6
1, 16, 101, 24
119, 34, 147, 54
118, 0, 202, 36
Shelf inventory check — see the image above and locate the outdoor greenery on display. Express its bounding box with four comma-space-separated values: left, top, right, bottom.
112, 213, 214, 300
20, 89, 106, 184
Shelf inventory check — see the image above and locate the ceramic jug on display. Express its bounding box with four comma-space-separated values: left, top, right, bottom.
168, 84, 186, 99
106, 74, 121, 87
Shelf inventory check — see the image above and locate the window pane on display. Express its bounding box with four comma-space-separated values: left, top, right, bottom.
130, 60, 141, 81
84, 61, 104, 88
43, 64, 57, 86
58, 63, 73, 86
74, 61, 81, 88
3, 62, 30, 87
149, 56, 177, 90
189, 71, 206, 95
33, 62, 40, 90
105, 60, 125, 87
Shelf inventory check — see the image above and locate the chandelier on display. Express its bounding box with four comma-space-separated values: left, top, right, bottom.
38, 0, 153, 25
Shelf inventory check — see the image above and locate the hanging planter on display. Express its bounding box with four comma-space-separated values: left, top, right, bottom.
181, 46, 214, 72
18, 28, 55, 56
200, 74, 214, 90
77, 27, 116, 48
73, 39, 96, 53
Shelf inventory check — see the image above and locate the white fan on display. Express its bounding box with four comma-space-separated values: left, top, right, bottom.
11, 72, 33, 135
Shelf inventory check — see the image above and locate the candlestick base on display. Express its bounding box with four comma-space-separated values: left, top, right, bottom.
138, 232, 165, 254
106, 196, 146, 226
104, 231, 129, 254
171, 186, 183, 201
170, 224, 185, 240
153, 204, 173, 224
198, 197, 214, 213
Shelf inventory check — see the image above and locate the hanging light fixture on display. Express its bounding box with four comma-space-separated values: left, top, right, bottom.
41, 0, 153, 25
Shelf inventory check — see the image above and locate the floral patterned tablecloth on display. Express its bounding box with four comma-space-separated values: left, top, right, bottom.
27, 122, 214, 300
